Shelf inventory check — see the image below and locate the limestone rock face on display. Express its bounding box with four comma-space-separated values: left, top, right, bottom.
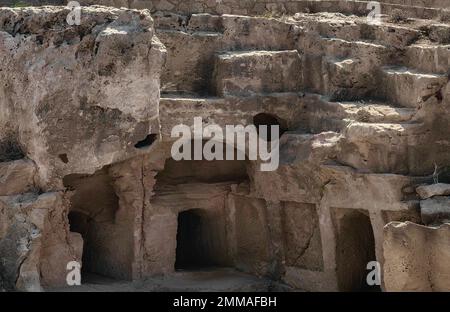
0, 6, 165, 189
38, 192, 83, 288
0, 159, 36, 196
3, 1, 450, 292
416, 183, 450, 199
420, 196, 450, 225
384, 222, 450, 291
0, 192, 66, 291
282, 202, 323, 271
213, 50, 302, 97
0, 5, 165, 291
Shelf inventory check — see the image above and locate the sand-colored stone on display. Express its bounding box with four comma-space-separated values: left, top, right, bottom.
384, 222, 450, 291
416, 183, 450, 199
2, 2, 450, 292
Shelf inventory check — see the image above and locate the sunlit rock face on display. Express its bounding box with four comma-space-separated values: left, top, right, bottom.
0, 6, 165, 190
1, 1, 450, 292
0, 6, 165, 291
384, 222, 450, 291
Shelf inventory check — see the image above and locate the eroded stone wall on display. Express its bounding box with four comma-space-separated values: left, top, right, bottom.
384, 222, 450, 291
0, 6, 165, 290
0, 6, 165, 190
1, 1, 450, 292
77, 0, 450, 20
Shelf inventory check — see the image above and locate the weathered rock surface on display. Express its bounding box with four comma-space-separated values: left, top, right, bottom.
214, 50, 302, 97
384, 222, 450, 291
420, 196, 450, 225
76, 0, 450, 20
0, 5, 165, 291
2, 2, 450, 292
0, 192, 65, 291
416, 183, 450, 199
0, 159, 36, 196
0, 6, 165, 190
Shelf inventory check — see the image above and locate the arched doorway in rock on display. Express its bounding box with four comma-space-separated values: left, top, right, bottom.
152, 142, 249, 272
335, 209, 380, 292
64, 167, 133, 283
175, 209, 220, 270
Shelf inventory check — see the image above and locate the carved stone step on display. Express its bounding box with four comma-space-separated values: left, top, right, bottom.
319, 37, 390, 61
379, 0, 450, 9
305, 94, 416, 133
337, 121, 423, 173
335, 101, 416, 123
382, 66, 448, 108
406, 43, 450, 74
420, 196, 450, 225
297, 13, 420, 47
159, 92, 305, 139
213, 50, 302, 97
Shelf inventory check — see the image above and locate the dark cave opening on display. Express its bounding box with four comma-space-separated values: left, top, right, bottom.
67, 211, 91, 278
134, 134, 158, 149
64, 167, 132, 282
59, 153, 69, 164
0, 138, 24, 162
175, 209, 219, 271
335, 209, 380, 292
153, 145, 249, 273
253, 113, 286, 141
